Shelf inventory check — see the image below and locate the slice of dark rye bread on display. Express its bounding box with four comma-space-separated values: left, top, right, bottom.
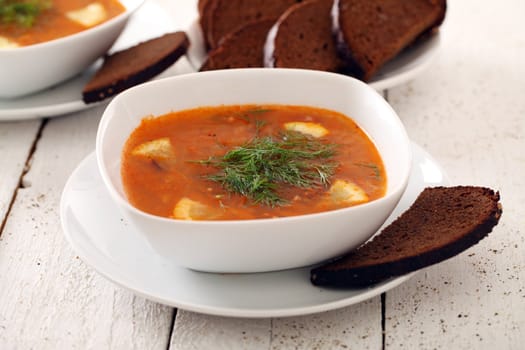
198, 0, 216, 50
264, 0, 344, 72
333, 0, 446, 81
82, 32, 189, 104
198, 0, 210, 15
200, 19, 275, 71
310, 186, 502, 287
205, 0, 303, 49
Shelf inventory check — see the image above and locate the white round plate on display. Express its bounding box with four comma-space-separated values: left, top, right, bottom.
61, 142, 448, 318
0, 0, 182, 121
185, 21, 441, 91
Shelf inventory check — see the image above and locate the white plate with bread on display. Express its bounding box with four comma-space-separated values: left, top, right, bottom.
186, 20, 441, 92
187, 0, 445, 91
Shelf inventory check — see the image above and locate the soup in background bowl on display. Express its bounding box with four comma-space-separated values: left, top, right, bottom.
96, 68, 412, 273
0, 0, 144, 98
0, 0, 126, 47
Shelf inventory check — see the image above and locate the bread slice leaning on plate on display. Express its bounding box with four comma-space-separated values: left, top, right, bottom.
311, 186, 502, 287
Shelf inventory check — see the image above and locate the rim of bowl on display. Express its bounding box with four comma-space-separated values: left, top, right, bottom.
0, 0, 145, 52
96, 68, 412, 226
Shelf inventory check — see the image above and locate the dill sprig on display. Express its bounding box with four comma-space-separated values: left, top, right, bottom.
354, 162, 382, 179
0, 0, 51, 27
232, 107, 271, 135
199, 131, 339, 207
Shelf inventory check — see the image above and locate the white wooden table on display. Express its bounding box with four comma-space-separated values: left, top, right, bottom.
1, 0, 524, 348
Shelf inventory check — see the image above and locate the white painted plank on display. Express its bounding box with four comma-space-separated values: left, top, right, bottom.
0, 121, 41, 220
0, 2, 203, 345
171, 298, 382, 350
0, 108, 173, 349
170, 311, 271, 350
270, 300, 381, 350
0, 1, 197, 348
384, 0, 525, 348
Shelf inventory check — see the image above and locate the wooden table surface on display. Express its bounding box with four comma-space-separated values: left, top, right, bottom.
1, 0, 524, 349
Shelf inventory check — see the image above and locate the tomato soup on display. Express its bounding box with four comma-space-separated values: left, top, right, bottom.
121, 105, 387, 220
0, 0, 125, 47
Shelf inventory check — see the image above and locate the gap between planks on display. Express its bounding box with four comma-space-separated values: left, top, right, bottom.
166, 308, 178, 350
0, 118, 47, 238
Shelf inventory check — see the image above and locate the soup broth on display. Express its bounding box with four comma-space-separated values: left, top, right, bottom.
121, 104, 387, 220
0, 0, 126, 47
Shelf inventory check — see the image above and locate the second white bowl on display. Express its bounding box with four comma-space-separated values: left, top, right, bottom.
0, 0, 144, 99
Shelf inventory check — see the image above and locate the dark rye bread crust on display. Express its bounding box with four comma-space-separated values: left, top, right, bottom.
198, 0, 210, 15
333, 0, 446, 80
200, 19, 275, 71
311, 186, 502, 287
266, 0, 344, 72
206, 0, 302, 49
199, 0, 217, 50
82, 32, 189, 104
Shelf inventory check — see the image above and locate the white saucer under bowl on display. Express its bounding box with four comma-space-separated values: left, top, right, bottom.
60, 142, 449, 318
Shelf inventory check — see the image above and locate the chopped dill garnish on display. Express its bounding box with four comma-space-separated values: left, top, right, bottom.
198, 131, 339, 207
254, 119, 267, 135
233, 108, 272, 122
354, 162, 381, 179
232, 108, 271, 135
243, 108, 273, 115
0, 0, 51, 27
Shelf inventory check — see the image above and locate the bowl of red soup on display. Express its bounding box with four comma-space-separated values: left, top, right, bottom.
0, 0, 144, 98
96, 68, 411, 273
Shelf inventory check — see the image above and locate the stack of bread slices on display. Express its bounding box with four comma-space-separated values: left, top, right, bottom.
199, 0, 446, 81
